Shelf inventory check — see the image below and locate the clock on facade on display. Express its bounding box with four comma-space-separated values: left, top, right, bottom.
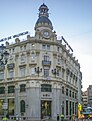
43, 31, 50, 38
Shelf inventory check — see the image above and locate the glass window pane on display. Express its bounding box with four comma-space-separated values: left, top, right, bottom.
0, 71, 4, 80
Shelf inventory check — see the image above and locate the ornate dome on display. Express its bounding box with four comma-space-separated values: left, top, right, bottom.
35, 3, 53, 30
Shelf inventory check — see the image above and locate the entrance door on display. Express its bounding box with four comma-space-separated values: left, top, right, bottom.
41, 100, 51, 119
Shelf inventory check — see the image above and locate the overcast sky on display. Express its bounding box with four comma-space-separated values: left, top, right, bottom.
0, 0, 92, 91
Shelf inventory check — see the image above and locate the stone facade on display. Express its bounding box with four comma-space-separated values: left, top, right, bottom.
0, 3, 82, 120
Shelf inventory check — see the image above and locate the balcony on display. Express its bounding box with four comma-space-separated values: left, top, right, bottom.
42, 60, 51, 66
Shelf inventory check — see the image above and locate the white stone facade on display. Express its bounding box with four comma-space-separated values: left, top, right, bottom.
0, 3, 82, 120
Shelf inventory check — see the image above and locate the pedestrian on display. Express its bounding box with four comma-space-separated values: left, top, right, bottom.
60, 114, 64, 121
57, 114, 59, 121
72, 114, 75, 121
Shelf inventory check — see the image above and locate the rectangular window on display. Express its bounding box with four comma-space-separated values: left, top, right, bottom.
70, 90, 71, 97
42, 44, 46, 50
62, 87, 64, 94
31, 44, 35, 49
0, 71, 4, 80
72, 102, 74, 114
20, 67, 25, 77
31, 53, 35, 60
31, 68, 35, 75
47, 45, 50, 50
9, 69, 14, 78
41, 84, 52, 92
57, 47, 59, 52
62, 69, 64, 78
8, 86, 15, 93
44, 55, 49, 61
57, 69, 59, 76
44, 69, 49, 77
75, 93, 77, 99
66, 100, 68, 115
21, 55, 25, 63
0, 87, 5, 94
72, 92, 74, 98
42, 44, 50, 50
66, 89, 68, 96
20, 84, 26, 92
70, 101, 72, 116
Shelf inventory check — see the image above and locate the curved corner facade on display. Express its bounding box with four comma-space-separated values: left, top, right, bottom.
0, 3, 82, 120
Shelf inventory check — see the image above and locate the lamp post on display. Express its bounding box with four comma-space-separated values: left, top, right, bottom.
52, 68, 58, 77
35, 67, 42, 76
0, 44, 9, 66
0, 44, 9, 118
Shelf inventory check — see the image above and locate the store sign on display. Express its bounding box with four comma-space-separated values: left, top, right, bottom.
0, 31, 29, 42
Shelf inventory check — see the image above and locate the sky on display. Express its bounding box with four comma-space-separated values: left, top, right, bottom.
0, 0, 92, 91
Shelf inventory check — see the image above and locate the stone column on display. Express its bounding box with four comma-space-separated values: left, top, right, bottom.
15, 84, 20, 117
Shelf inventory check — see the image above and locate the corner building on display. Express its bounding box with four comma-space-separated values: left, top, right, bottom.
0, 3, 82, 120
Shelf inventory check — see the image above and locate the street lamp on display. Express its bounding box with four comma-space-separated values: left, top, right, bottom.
0, 44, 9, 66
0, 44, 9, 118
52, 68, 58, 77
35, 67, 42, 76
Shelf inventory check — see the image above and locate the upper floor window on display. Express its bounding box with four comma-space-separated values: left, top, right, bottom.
41, 84, 52, 92
66, 88, 68, 96
62, 69, 65, 79
0, 87, 5, 94
20, 67, 26, 77
42, 44, 46, 50
75, 93, 77, 99
62, 86, 64, 94
47, 45, 50, 50
8, 69, 14, 78
31, 44, 35, 49
8, 86, 15, 93
20, 46, 23, 51
69, 90, 71, 97
44, 69, 49, 77
0, 71, 4, 80
24, 45, 26, 50
72, 92, 74, 98
12, 48, 15, 52
57, 69, 60, 76
21, 54, 25, 63
44, 55, 49, 61
20, 84, 26, 92
42, 44, 50, 50
31, 52, 35, 60
31, 67, 35, 75
57, 47, 59, 52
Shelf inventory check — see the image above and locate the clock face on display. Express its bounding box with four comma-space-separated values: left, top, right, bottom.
43, 31, 50, 38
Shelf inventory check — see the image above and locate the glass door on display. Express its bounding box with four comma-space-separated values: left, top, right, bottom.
41, 100, 51, 119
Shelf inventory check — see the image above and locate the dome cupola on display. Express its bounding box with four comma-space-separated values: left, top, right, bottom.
35, 3, 53, 30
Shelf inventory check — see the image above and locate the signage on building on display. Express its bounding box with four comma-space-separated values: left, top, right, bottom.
0, 31, 29, 43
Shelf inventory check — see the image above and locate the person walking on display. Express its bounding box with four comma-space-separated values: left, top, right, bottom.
72, 114, 76, 121
60, 114, 64, 121
57, 114, 59, 121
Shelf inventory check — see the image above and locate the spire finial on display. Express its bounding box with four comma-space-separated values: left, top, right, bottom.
43, 0, 45, 3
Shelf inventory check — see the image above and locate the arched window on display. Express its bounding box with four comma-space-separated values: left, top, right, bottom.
20, 100, 25, 113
